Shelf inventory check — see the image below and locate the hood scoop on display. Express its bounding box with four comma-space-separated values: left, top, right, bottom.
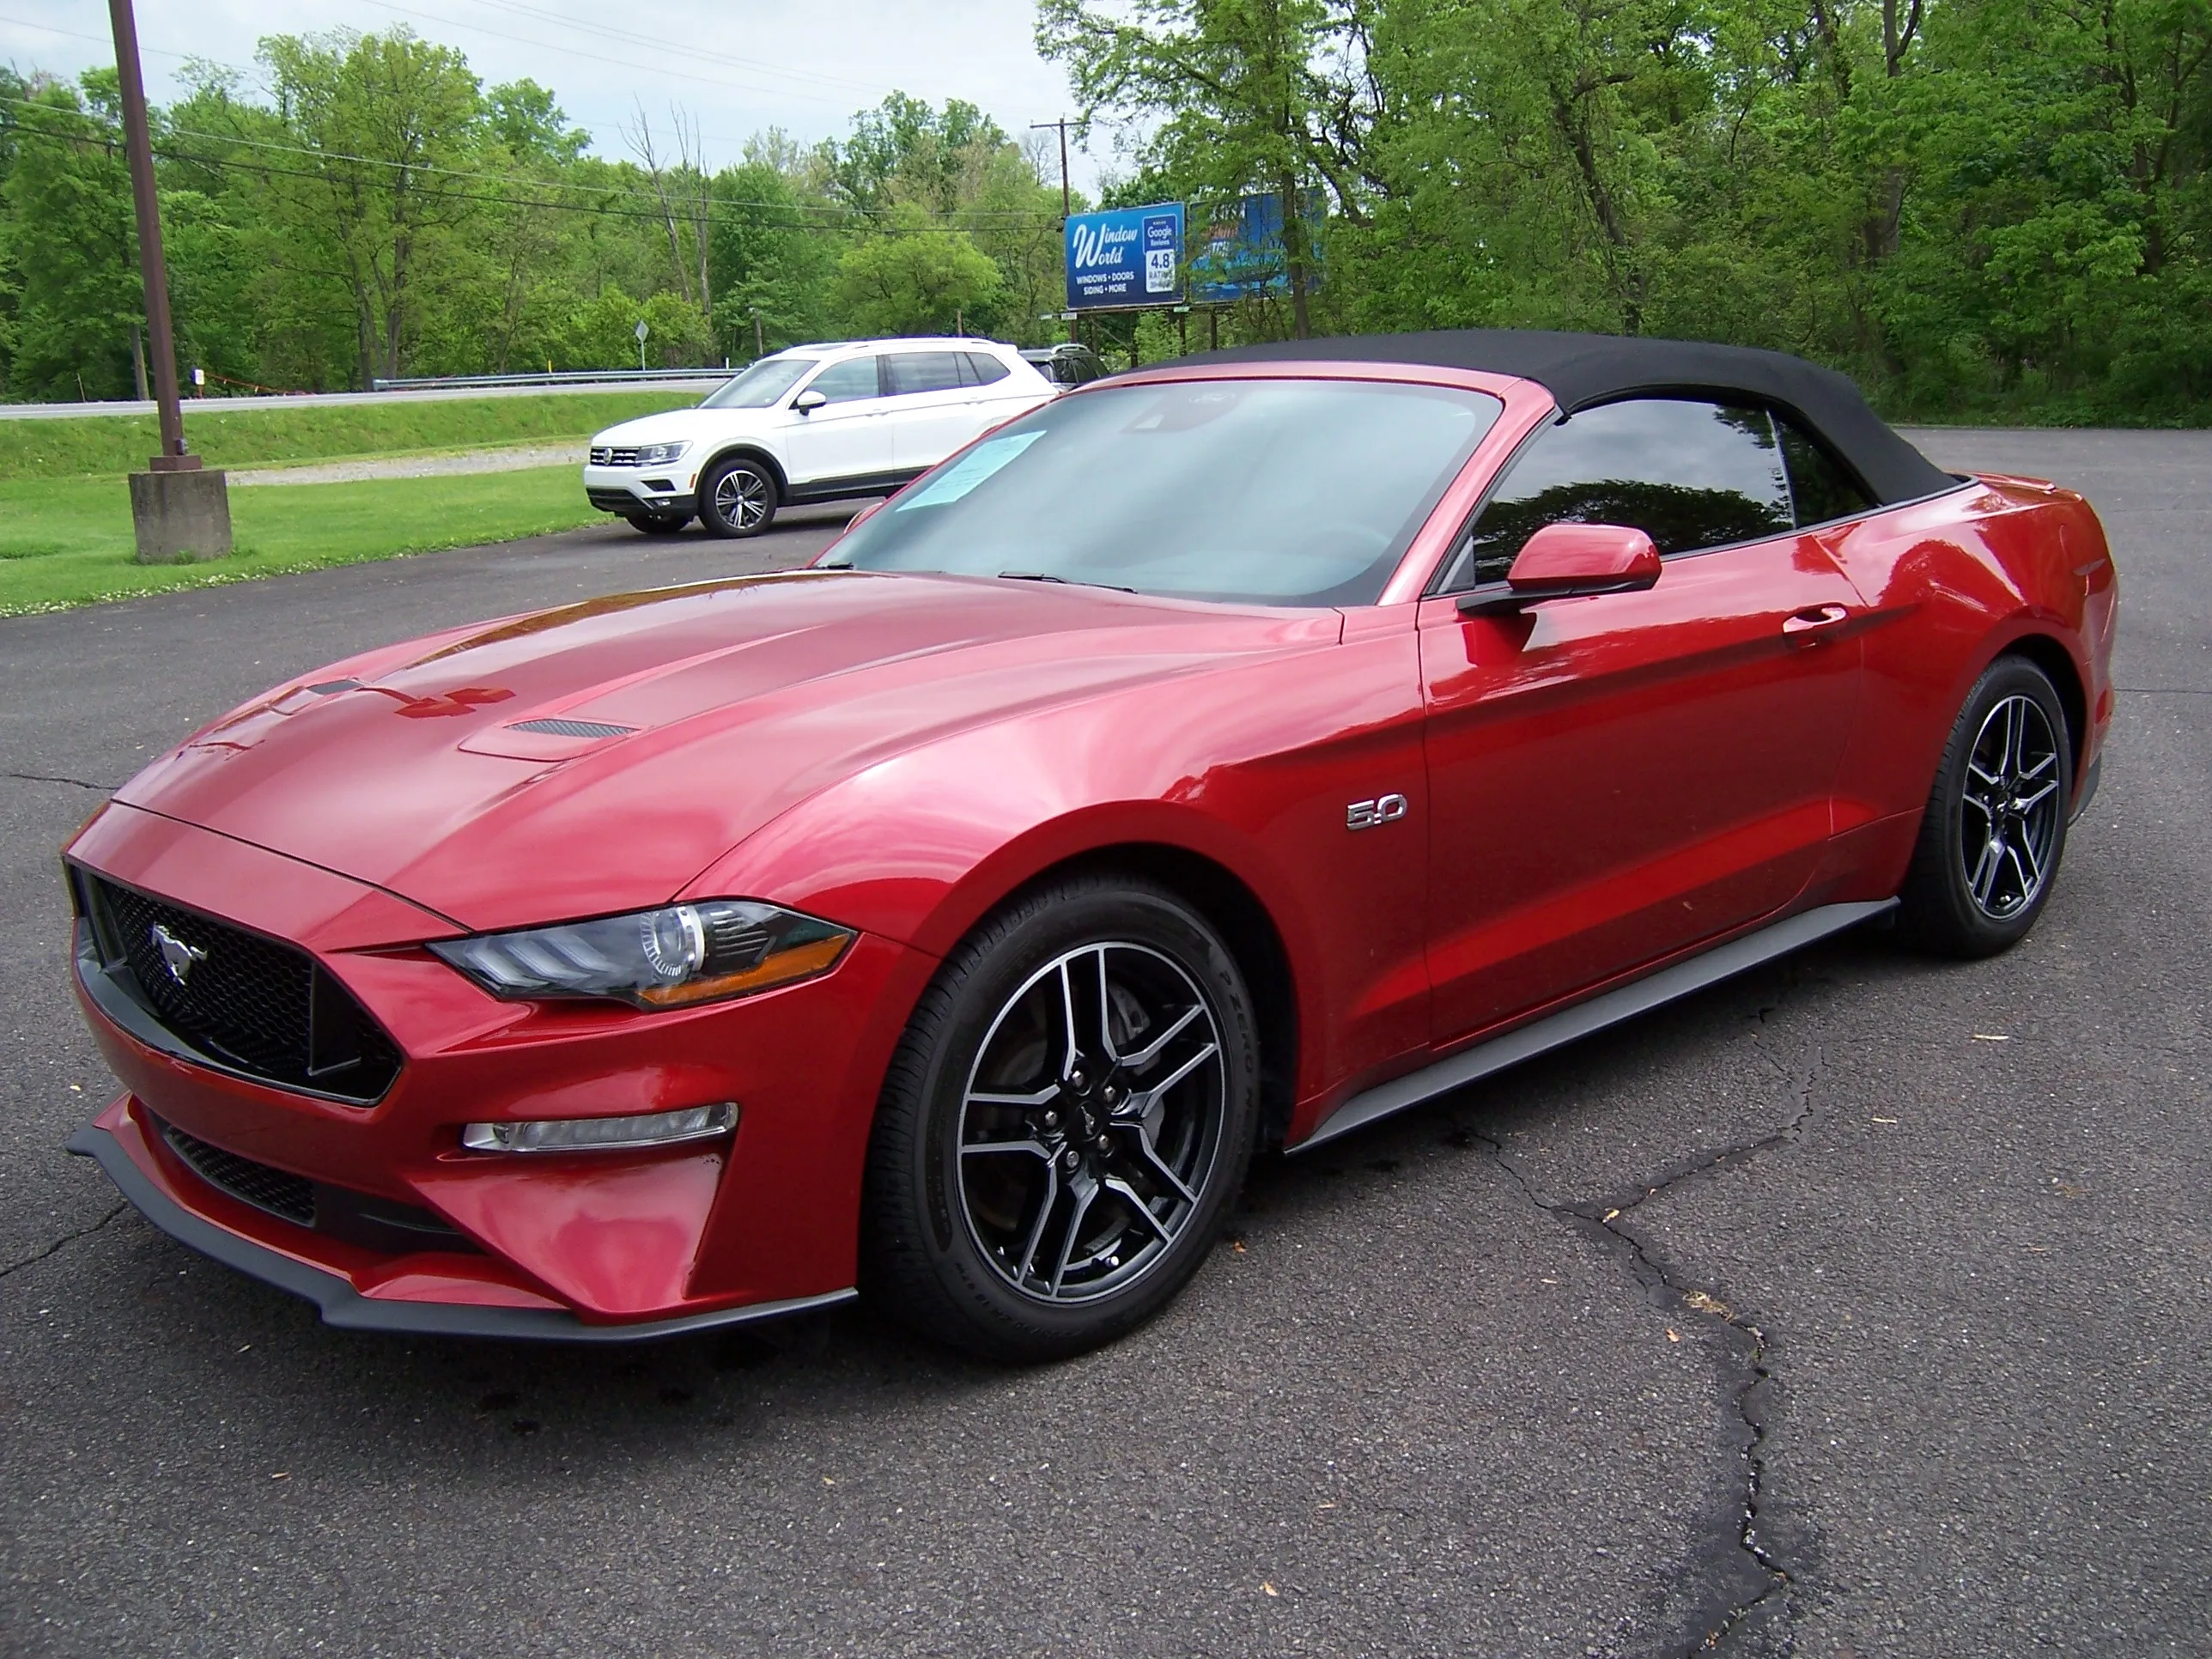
508, 717, 637, 739
459, 715, 639, 763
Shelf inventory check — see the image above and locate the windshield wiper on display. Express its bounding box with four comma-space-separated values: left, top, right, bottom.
997, 569, 1135, 593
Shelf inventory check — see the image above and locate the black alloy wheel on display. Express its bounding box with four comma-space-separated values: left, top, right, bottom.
698, 454, 778, 538
862, 874, 1261, 1362
626, 513, 690, 536
1899, 654, 2073, 957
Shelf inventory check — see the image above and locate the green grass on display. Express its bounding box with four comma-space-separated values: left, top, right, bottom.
0, 466, 605, 616
0, 389, 699, 482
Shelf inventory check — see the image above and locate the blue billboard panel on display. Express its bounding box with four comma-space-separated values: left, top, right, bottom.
1193, 191, 1328, 302
1065, 201, 1185, 311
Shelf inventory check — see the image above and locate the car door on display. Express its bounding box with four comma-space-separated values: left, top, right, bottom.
781, 355, 895, 492
880, 350, 998, 475
1419, 397, 1869, 1043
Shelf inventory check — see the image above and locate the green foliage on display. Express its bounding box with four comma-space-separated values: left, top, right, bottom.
1043, 0, 2212, 422
830, 207, 1006, 336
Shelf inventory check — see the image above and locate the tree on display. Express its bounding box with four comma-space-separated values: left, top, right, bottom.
0, 76, 142, 399
258, 28, 489, 386
829, 207, 1004, 335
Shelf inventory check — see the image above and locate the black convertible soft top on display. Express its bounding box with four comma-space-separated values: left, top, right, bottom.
1176, 329, 1955, 506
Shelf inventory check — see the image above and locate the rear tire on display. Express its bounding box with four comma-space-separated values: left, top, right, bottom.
698, 454, 778, 538
1897, 655, 2072, 957
861, 875, 1260, 1363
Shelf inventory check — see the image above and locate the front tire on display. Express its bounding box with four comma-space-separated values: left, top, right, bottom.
625, 513, 690, 536
1898, 655, 2073, 957
861, 875, 1261, 1363
698, 454, 778, 538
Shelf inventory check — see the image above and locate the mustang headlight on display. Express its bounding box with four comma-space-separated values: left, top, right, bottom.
633, 440, 690, 466
430, 900, 852, 1009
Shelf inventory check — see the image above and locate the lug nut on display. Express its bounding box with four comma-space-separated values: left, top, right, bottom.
1095, 1134, 1113, 1154
1068, 1070, 1087, 1091
1041, 1109, 1059, 1129
1103, 1085, 1121, 1106
1061, 1149, 1081, 1171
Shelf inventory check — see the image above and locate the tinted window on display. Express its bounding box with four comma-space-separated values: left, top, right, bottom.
1778, 418, 1875, 526
962, 351, 1011, 386
804, 356, 880, 404
832, 379, 1502, 606
1445, 398, 1794, 589
884, 352, 966, 396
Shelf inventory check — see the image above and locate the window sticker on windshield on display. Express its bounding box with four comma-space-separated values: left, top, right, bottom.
898, 430, 1045, 509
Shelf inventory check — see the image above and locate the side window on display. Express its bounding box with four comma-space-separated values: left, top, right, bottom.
1444, 398, 1795, 589
1777, 418, 1875, 526
883, 352, 967, 396
804, 356, 881, 404
962, 351, 1012, 386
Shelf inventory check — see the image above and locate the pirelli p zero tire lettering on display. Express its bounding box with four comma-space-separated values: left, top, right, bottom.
1899, 653, 2074, 958
698, 454, 778, 538
860, 874, 1261, 1363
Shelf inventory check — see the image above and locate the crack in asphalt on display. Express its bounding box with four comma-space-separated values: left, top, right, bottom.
2115, 685, 2211, 695
1448, 1042, 1826, 1656
3, 771, 112, 792
0, 1202, 128, 1282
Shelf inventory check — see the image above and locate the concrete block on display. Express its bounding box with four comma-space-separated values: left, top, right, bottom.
129, 469, 234, 564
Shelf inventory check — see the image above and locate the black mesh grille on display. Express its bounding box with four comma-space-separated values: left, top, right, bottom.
508, 717, 636, 738
83, 875, 402, 1103
163, 1121, 315, 1226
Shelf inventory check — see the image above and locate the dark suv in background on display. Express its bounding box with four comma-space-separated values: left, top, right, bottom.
1019, 343, 1108, 390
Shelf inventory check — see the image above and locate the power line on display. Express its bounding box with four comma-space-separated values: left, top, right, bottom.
0, 93, 1055, 222
2, 101, 1066, 240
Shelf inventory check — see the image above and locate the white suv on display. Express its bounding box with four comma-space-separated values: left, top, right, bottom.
583, 337, 1054, 538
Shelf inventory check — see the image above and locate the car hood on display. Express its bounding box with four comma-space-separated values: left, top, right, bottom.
592, 407, 760, 446
114, 572, 1340, 933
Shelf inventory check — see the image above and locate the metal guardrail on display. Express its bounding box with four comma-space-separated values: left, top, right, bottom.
369, 368, 732, 392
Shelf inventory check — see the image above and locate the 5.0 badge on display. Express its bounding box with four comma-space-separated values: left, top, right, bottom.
1346, 793, 1409, 831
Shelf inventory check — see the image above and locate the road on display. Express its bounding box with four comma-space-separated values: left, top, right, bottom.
1, 435, 2205, 1657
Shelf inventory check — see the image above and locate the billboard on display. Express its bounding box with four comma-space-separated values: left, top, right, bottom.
1192, 191, 1328, 302
1065, 202, 1185, 311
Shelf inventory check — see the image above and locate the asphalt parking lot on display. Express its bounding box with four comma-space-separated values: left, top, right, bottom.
2, 437, 2206, 1658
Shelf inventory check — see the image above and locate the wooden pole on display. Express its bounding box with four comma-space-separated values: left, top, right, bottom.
107, 0, 196, 471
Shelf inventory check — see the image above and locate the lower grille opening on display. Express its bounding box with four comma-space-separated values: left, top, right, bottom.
164, 1121, 314, 1226
156, 1118, 475, 1255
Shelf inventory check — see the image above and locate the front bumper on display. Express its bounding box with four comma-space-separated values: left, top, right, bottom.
582, 463, 698, 518
70, 1106, 853, 1341
64, 802, 934, 1340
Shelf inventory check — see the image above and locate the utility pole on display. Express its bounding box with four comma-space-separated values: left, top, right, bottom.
109, 0, 229, 562
1031, 118, 1075, 343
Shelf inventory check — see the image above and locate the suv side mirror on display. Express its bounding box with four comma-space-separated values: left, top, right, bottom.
793, 389, 827, 415
1458, 522, 1661, 615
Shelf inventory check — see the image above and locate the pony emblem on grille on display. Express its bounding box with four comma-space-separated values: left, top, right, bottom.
149, 923, 208, 987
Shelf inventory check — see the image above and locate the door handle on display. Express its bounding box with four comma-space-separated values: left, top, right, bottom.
1782, 604, 1851, 641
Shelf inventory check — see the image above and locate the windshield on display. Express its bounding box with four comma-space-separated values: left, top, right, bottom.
699, 355, 816, 410
830, 378, 1501, 605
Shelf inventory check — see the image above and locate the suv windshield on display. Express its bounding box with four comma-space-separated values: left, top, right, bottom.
699, 355, 816, 410
831, 378, 1500, 605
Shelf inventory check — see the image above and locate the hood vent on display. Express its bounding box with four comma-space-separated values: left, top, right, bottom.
507, 718, 637, 739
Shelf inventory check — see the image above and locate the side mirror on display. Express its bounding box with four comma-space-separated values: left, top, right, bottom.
793, 389, 827, 415
1458, 522, 1661, 615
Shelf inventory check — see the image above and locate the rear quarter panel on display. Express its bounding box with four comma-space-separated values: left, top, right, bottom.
1822, 476, 2116, 885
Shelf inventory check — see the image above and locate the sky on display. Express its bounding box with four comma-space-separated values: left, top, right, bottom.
3, 0, 1110, 191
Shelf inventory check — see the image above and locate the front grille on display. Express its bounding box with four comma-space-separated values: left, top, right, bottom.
508, 717, 635, 739
82, 874, 403, 1103
590, 446, 641, 467
587, 487, 641, 512
164, 1121, 315, 1226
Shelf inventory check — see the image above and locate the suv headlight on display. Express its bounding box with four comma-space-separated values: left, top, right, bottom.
635, 441, 690, 466
430, 900, 852, 1009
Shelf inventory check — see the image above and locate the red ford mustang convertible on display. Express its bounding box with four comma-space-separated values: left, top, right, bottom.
64, 331, 2118, 1359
